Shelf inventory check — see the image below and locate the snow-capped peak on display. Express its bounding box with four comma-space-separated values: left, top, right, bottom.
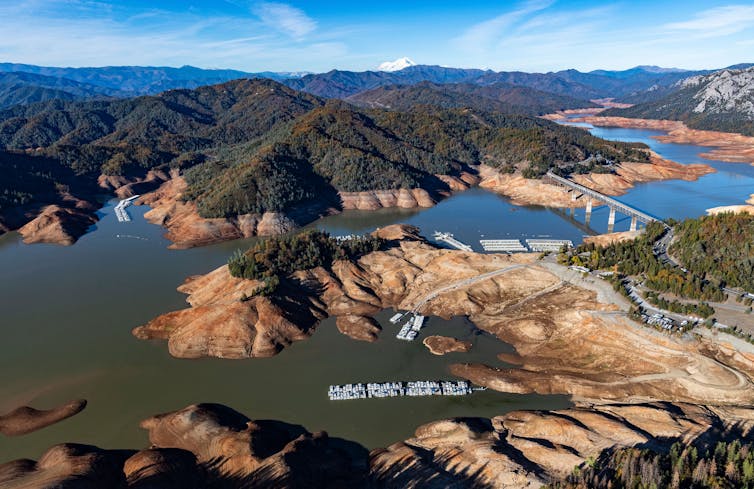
377, 57, 416, 72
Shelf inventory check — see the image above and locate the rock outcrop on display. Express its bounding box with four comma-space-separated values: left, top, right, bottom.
0, 400, 86, 437
370, 402, 754, 488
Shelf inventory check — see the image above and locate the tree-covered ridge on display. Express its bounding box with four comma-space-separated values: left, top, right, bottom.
183, 102, 650, 218
551, 438, 754, 489
227, 230, 385, 294
0, 78, 324, 176
345, 81, 597, 116
671, 212, 754, 294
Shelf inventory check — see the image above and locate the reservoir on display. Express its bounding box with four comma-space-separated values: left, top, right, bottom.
1, 124, 753, 459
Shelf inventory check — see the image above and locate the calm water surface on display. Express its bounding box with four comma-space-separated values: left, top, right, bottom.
1, 124, 753, 459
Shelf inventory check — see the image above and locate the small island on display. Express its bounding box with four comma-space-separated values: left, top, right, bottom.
423, 335, 472, 355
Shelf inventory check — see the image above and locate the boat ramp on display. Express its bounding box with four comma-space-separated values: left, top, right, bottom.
432, 232, 473, 251
328, 380, 477, 400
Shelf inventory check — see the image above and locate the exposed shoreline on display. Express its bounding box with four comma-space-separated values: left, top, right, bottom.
134, 225, 754, 408
4, 401, 753, 488
545, 110, 754, 166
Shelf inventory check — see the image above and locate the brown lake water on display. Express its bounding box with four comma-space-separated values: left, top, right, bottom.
2, 124, 753, 459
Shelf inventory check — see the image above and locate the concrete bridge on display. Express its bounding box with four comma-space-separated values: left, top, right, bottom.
544, 171, 661, 232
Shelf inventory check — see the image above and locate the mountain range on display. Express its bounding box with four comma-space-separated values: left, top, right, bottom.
0, 63, 307, 106
604, 66, 754, 136
2, 62, 745, 111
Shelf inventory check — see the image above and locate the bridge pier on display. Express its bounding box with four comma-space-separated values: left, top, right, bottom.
585, 198, 593, 225
608, 206, 616, 233
630, 215, 638, 232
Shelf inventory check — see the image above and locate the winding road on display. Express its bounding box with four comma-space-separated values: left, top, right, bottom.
410, 264, 529, 314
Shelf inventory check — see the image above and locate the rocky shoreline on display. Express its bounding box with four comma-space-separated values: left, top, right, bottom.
3, 401, 753, 488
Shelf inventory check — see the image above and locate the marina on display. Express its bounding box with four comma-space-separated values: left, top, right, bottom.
114, 195, 140, 223
328, 380, 476, 400
395, 313, 426, 341
525, 239, 573, 252
479, 239, 528, 252
432, 231, 473, 251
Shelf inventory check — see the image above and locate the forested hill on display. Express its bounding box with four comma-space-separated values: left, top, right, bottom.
0, 72, 119, 109
0, 78, 649, 223
181, 103, 649, 218
604, 67, 754, 136
0, 78, 324, 176
345, 82, 597, 115
671, 212, 754, 293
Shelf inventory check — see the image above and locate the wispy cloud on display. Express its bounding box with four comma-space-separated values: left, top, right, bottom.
253, 2, 316, 40
664, 4, 754, 36
454, 0, 554, 52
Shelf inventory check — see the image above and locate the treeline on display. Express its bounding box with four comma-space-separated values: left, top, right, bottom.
562, 222, 724, 302
228, 230, 385, 294
0, 151, 94, 212
644, 291, 715, 318
550, 438, 754, 489
671, 212, 754, 294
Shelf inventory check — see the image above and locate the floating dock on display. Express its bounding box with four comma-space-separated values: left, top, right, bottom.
328, 380, 476, 400
114, 195, 139, 223
525, 239, 573, 252
433, 232, 473, 252
395, 313, 426, 341
389, 313, 405, 324
479, 239, 528, 252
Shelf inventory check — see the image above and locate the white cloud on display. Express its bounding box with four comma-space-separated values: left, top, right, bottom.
664, 4, 754, 36
253, 2, 316, 40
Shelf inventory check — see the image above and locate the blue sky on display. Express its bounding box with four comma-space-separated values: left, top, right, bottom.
0, 0, 753, 72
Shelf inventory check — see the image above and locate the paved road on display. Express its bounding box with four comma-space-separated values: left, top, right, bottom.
411, 264, 528, 314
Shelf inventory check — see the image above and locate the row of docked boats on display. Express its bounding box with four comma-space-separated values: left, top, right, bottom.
328, 380, 474, 400
114, 195, 139, 223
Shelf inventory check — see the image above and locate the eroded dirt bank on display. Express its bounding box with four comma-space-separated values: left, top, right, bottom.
2, 401, 753, 488
135, 225, 754, 406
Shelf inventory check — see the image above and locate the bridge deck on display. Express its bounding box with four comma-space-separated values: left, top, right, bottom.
544, 171, 659, 224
